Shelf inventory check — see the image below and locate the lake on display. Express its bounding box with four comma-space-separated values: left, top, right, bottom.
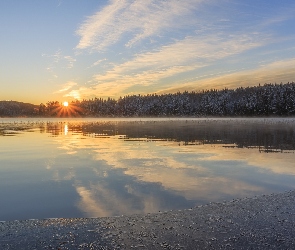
1, 118, 295, 221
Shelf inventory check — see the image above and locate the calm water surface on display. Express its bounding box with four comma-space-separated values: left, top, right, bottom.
1, 118, 295, 221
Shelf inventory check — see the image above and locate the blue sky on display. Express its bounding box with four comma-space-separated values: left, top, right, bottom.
1, 0, 294, 104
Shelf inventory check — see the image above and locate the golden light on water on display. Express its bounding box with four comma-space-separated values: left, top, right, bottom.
64, 124, 68, 135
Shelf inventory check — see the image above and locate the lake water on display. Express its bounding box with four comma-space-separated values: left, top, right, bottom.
1, 118, 295, 221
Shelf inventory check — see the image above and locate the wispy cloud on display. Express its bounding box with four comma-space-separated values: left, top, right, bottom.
64, 89, 82, 100
69, 56, 294, 100
67, 0, 295, 101
158, 58, 295, 94
71, 32, 266, 98
54, 81, 78, 93
43, 49, 76, 69
76, 0, 204, 51
52, 49, 62, 63
89, 58, 107, 68
64, 56, 76, 69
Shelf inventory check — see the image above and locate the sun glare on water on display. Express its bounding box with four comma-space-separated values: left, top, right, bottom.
63, 101, 69, 107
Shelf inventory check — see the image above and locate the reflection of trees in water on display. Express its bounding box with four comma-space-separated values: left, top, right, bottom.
78, 120, 295, 152
2, 119, 295, 152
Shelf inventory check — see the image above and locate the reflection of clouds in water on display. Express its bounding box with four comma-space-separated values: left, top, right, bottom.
75, 181, 150, 217
74, 170, 196, 217
51, 167, 75, 182
55, 134, 81, 155
75, 186, 111, 217
75, 142, 261, 217
6, 119, 295, 219
88, 140, 266, 198
56, 132, 295, 191
57, 144, 77, 155
63, 168, 76, 181
52, 170, 60, 182
198, 146, 295, 176
44, 122, 295, 216
45, 158, 55, 170
42, 136, 79, 182
127, 162, 266, 202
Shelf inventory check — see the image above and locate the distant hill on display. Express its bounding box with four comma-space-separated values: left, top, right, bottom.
0, 101, 38, 117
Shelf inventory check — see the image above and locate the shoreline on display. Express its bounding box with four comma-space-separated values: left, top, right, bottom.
1, 190, 295, 249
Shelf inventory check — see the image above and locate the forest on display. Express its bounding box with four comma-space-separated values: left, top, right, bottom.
1, 82, 295, 117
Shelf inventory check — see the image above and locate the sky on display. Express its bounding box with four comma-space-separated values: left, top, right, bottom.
0, 0, 294, 105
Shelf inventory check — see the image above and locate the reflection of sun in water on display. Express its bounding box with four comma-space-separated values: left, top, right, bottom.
63, 101, 69, 107
64, 124, 68, 135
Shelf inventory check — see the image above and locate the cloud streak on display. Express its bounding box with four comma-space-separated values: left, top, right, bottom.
71, 32, 268, 98
62, 0, 295, 101
43, 50, 77, 84
54, 81, 77, 93
158, 58, 295, 94
76, 0, 204, 51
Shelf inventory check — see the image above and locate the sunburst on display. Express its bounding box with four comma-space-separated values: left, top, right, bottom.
50, 101, 84, 117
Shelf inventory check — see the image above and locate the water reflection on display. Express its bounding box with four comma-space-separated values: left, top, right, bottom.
5, 118, 292, 152
1, 118, 295, 220
64, 124, 68, 136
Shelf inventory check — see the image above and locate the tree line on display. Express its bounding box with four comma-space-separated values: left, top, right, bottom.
1, 82, 295, 117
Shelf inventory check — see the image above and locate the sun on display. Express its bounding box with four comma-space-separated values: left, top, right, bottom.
49, 101, 84, 117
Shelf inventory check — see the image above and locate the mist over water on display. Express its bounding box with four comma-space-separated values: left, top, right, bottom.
1, 118, 295, 221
